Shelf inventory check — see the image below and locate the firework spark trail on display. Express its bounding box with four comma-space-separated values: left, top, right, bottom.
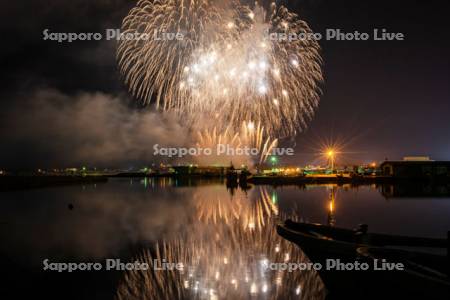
117, 0, 243, 110
195, 121, 278, 165
118, 0, 322, 139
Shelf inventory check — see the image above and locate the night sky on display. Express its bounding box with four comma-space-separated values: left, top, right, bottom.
0, 0, 449, 168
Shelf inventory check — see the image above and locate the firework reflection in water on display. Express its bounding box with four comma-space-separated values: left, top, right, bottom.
116, 188, 326, 299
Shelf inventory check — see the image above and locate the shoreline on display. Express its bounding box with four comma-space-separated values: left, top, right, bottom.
0, 175, 108, 191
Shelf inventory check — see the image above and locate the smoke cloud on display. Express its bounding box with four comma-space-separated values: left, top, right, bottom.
0, 89, 189, 169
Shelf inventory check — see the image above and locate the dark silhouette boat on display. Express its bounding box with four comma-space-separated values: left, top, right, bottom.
277, 220, 450, 298
278, 219, 447, 252
357, 246, 449, 280
225, 172, 238, 188
225, 163, 238, 188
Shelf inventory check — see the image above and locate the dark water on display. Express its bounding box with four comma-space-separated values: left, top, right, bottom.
1, 178, 449, 299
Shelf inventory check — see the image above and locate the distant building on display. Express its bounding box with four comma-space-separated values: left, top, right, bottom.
402, 156, 432, 162
172, 166, 226, 176
303, 165, 328, 175
380, 157, 450, 178
262, 167, 301, 176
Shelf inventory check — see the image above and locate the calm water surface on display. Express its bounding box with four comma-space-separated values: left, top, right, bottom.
1, 178, 450, 299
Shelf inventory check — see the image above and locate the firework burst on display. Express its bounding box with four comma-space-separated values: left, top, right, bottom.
118, 0, 322, 138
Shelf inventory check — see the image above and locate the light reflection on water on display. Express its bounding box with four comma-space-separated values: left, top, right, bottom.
116, 186, 326, 299
1, 178, 450, 298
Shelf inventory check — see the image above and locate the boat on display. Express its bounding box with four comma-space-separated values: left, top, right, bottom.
357, 246, 450, 279
277, 220, 359, 260
356, 246, 450, 296
278, 219, 448, 250
276, 220, 450, 298
225, 171, 238, 188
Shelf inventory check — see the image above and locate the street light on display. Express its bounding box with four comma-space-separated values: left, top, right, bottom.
270, 156, 278, 171
327, 149, 335, 172
270, 156, 278, 165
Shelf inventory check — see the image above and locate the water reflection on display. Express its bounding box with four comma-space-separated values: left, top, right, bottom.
2, 179, 450, 298
0, 179, 196, 260
327, 186, 336, 227
116, 187, 326, 299
194, 186, 278, 230
381, 183, 450, 198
